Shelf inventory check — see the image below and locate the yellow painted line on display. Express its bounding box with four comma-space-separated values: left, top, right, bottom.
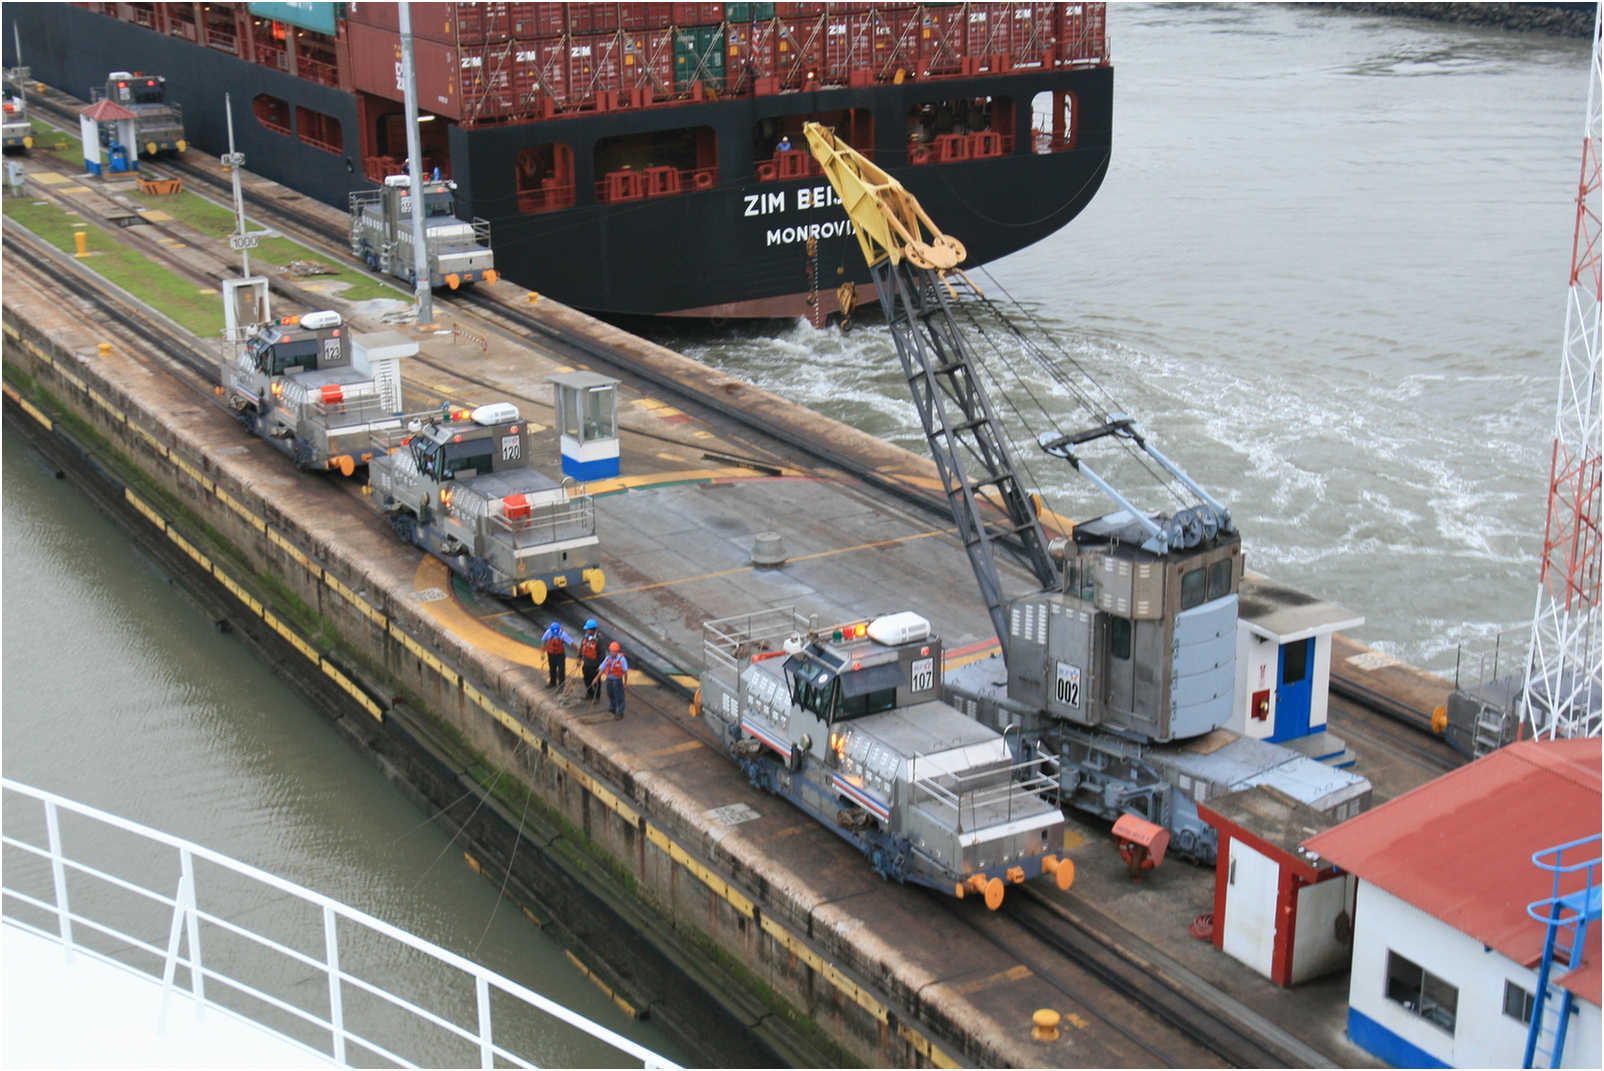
169, 453, 214, 494
952, 964, 1032, 996
632, 398, 667, 411
267, 527, 318, 576
563, 949, 637, 1017
87, 387, 125, 423
263, 608, 320, 664
324, 570, 386, 629
123, 489, 166, 530
759, 913, 886, 1022
1062, 829, 1086, 853
897, 1022, 960, 1069
59, 185, 91, 194
944, 640, 1002, 673
321, 658, 383, 721
4, 382, 54, 430
646, 824, 753, 918
581, 465, 794, 496
56, 367, 85, 392
669, 673, 699, 690
389, 613, 462, 687
413, 557, 544, 670
133, 423, 168, 458
587, 525, 955, 601
3, 322, 18, 338
770, 824, 812, 840
216, 487, 267, 533
636, 739, 703, 760
211, 566, 264, 617
32, 171, 69, 184
140, 209, 172, 222
692, 430, 713, 439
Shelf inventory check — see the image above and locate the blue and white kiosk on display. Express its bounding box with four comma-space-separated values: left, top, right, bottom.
1232, 575, 1364, 766
549, 371, 620, 480
79, 98, 138, 175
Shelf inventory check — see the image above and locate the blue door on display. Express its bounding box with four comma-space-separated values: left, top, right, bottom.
1269, 638, 1313, 742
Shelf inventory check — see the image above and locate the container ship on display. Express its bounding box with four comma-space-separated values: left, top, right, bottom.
8, 2, 1112, 318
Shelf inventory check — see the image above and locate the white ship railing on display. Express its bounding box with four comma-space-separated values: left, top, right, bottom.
0, 779, 678, 1069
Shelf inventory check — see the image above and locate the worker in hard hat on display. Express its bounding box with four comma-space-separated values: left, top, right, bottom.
598, 642, 629, 719
541, 620, 575, 689
579, 618, 604, 703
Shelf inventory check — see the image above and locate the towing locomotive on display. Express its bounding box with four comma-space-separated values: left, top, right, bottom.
95, 71, 184, 155
221, 311, 407, 476
349, 175, 497, 290
3, 68, 32, 151
697, 607, 1074, 908
367, 403, 604, 606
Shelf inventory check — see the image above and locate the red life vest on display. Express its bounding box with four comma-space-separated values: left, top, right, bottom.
580, 634, 600, 659
544, 634, 565, 655
601, 654, 628, 679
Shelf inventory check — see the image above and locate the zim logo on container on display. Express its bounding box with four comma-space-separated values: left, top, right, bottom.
1055, 662, 1082, 709
500, 434, 521, 462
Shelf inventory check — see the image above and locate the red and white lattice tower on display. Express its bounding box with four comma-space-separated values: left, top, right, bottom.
1521, 3, 1604, 742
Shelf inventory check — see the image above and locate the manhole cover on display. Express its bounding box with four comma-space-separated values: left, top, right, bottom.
704, 802, 761, 827
411, 588, 447, 603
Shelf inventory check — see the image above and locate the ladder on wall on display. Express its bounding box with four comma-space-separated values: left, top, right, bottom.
1523, 833, 1601, 1068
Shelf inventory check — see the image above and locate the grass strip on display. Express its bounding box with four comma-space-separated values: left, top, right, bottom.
3, 196, 225, 336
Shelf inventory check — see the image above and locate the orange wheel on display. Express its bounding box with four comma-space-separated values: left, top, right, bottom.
984, 876, 1004, 911
1055, 858, 1075, 892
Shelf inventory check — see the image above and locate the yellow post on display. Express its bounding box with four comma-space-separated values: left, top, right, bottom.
73, 231, 89, 258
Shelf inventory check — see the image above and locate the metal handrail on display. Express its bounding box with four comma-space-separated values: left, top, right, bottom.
1, 779, 678, 1070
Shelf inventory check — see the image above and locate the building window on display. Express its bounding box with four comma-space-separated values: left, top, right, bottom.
1384, 951, 1458, 1034
1180, 567, 1206, 610
1207, 557, 1233, 600
1503, 980, 1535, 1026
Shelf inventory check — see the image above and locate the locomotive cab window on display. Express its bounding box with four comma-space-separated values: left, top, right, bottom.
412, 440, 443, 480
837, 662, 902, 720
264, 338, 318, 375
443, 438, 495, 478
1179, 567, 1206, 610
785, 657, 837, 719
1110, 616, 1132, 661
1207, 558, 1233, 600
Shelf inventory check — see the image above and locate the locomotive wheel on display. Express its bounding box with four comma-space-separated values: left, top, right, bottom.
388, 512, 418, 546
467, 557, 493, 592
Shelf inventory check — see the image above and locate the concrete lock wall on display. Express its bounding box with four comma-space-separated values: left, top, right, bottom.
0, 298, 976, 1069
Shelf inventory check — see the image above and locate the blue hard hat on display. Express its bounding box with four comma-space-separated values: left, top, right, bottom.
584, 619, 597, 630
547, 621, 560, 632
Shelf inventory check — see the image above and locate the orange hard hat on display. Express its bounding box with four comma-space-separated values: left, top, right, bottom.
609, 641, 621, 652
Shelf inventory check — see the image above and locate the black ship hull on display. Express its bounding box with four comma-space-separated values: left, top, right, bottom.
8, 5, 1111, 318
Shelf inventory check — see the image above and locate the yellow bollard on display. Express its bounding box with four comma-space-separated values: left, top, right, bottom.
96, 342, 111, 357
73, 231, 89, 258
1031, 1009, 1061, 1042
526, 290, 540, 305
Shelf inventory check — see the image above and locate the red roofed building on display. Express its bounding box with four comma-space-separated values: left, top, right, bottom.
1303, 739, 1600, 1069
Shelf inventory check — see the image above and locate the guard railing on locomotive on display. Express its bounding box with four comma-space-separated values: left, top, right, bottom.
701, 607, 815, 681
909, 748, 1060, 835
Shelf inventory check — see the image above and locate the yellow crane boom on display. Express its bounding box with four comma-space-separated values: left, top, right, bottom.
801, 120, 966, 272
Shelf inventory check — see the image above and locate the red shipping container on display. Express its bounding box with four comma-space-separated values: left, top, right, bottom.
509, 2, 567, 38
619, 3, 668, 31
915, 7, 963, 76
775, 16, 823, 87
571, 3, 621, 34
773, 2, 820, 17
460, 44, 518, 119
965, 5, 1006, 56
821, 15, 850, 84
346, 21, 462, 119
345, 1, 460, 44
1058, 2, 1107, 63
671, 3, 721, 27
1008, 2, 1058, 65
622, 29, 675, 94
724, 18, 776, 90
567, 32, 624, 103
533, 38, 570, 105
457, 3, 486, 43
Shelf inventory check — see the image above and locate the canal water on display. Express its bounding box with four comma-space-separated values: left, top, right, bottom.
655, 4, 1593, 673
0, 422, 689, 1068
